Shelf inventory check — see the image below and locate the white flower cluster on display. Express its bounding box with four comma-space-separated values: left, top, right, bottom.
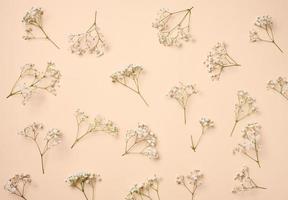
66, 172, 101, 186
44, 128, 63, 147
254, 15, 273, 29
249, 30, 260, 42
18, 122, 44, 139
267, 76, 288, 100
126, 175, 160, 200
199, 117, 214, 129
7, 62, 61, 105
176, 170, 203, 186
233, 123, 261, 167
111, 65, 149, 106
235, 90, 257, 120
152, 7, 193, 47
168, 82, 198, 124
69, 12, 106, 56
22, 7, 43, 40
76, 109, 119, 136
232, 166, 266, 193
4, 174, 32, 196
124, 123, 159, 159
204, 42, 240, 80
111, 64, 143, 83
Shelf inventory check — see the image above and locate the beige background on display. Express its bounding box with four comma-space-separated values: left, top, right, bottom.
1, 0, 288, 199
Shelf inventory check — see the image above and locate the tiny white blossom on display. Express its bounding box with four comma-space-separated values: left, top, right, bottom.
267, 76, 288, 100
4, 174, 32, 199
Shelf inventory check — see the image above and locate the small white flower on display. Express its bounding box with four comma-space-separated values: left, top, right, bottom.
267, 77, 288, 100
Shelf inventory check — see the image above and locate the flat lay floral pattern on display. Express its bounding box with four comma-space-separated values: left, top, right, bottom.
2, 1, 287, 200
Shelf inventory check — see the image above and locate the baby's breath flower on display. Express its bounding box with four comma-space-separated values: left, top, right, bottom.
69, 11, 106, 56
267, 76, 288, 100
66, 172, 101, 200
168, 82, 198, 124
7, 62, 61, 105
249, 15, 283, 53
176, 170, 203, 200
4, 174, 32, 200
204, 42, 240, 80
22, 7, 59, 49
122, 123, 159, 160
233, 123, 262, 167
111, 64, 149, 106
230, 90, 257, 136
126, 175, 160, 200
191, 117, 214, 152
232, 166, 266, 193
152, 7, 193, 47
71, 109, 119, 149
18, 123, 63, 174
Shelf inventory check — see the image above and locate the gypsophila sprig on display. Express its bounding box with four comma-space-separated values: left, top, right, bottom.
111, 64, 149, 106
233, 123, 262, 167
71, 109, 119, 149
4, 174, 32, 200
122, 123, 159, 159
230, 90, 257, 136
22, 7, 59, 49
66, 172, 101, 200
18, 123, 63, 174
204, 42, 240, 80
176, 170, 204, 200
152, 6, 193, 47
232, 166, 266, 193
69, 11, 106, 56
267, 76, 288, 100
126, 175, 160, 200
249, 15, 283, 53
168, 82, 198, 124
7, 62, 61, 105
190, 118, 214, 152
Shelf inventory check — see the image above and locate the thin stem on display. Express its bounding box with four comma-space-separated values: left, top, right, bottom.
38, 25, 60, 49
254, 140, 261, 168
183, 107, 187, 124
71, 130, 92, 149
192, 128, 205, 151
40, 154, 45, 174
230, 121, 238, 137
272, 41, 283, 53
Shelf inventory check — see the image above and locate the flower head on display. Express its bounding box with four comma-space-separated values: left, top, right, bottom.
4, 174, 31, 195
267, 76, 288, 100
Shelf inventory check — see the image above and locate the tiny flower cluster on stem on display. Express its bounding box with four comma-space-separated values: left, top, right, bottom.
71, 109, 119, 149
230, 90, 257, 136
168, 82, 198, 124
232, 166, 266, 193
267, 76, 288, 100
122, 123, 159, 159
249, 15, 283, 53
204, 42, 240, 80
126, 175, 160, 200
4, 174, 32, 200
176, 170, 204, 200
7, 62, 61, 105
69, 11, 106, 56
191, 118, 214, 152
22, 7, 60, 49
152, 7, 193, 47
66, 172, 101, 200
18, 122, 63, 174
233, 123, 262, 167
111, 64, 149, 106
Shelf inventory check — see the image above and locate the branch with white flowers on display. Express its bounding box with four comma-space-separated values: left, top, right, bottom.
168, 82, 198, 124
176, 170, 204, 200
4, 174, 32, 200
6, 62, 61, 105
249, 15, 283, 53
69, 11, 106, 56
18, 123, 62, 174
233, 123, 262, 168
152, 6, 193, 47
66, 172, 101, 200
122, 123, 159, 159
22, 7, 59, 49
191, 118, 214, 152
71, 109, 119, 149
267, 76, 288, 100
232, 166, 266, 193
230, 90, 257, 136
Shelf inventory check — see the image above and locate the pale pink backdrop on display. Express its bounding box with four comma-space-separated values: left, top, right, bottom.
1, 0, 288, 199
